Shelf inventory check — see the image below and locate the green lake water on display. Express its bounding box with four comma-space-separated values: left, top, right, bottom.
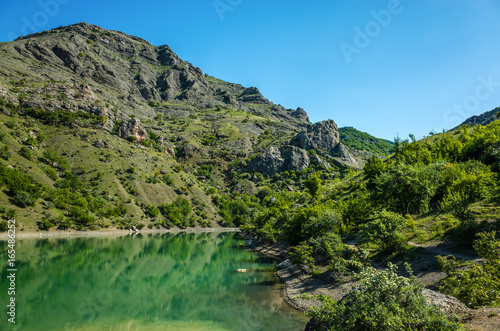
1, 232, 308, 330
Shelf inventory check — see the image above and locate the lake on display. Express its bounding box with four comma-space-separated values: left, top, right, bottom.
0, 231, 308, 330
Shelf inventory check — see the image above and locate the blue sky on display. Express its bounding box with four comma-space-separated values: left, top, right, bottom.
1, 0, 500, 140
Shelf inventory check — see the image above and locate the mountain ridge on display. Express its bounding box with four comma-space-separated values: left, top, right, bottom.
0, 22, 387, 232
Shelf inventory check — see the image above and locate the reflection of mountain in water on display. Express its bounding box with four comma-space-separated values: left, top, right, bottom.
0, 232, 307, 330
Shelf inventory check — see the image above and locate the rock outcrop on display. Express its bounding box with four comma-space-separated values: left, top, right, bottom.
290, 120, 340, 155
118, 118, 148, 141
290, 120, 359, 168
247, 146, 311, 176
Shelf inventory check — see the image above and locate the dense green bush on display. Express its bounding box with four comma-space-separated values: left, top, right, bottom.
304, 172, 322, 198
159, 197, 192, 227
439, 231, 500, 308
0, 164, 41, 206
0, 145, 11, 160
359, 210, 408, 253
19, 147, 33, 160
374, 163, 438, 215
308, 263, 461, 330
23, 107, 106, 127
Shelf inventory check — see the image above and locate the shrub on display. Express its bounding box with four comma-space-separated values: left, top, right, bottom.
359, 210, 408, 253
374, 163, 438, 215
304, 172, 322, 198
44, 167, 58, 181
25, 137, 38, 146
337, 192, 373, 233
0, 221, 8, 232
307, 263, 461, 330
0, 146, 11, 160
19, 147, 33, 160
363, 154, 385, 182
290, 242, 314, 268
13, 191, 35, 207
159, 197, 192, 227
439, 191, 473, 220
439, 231, 500, 308
4, 208, 16, 220
146, 205, 160, 218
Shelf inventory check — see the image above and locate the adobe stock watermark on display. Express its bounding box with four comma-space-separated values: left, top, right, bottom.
443, 74, 500, 126
6, 0, 71, 41
213, 0, 243, 22
340, 0, 408, 64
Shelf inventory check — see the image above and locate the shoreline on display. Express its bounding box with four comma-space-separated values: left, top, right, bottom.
0, 227, 240, 240
250, 239, 500, 331
249, 238, 344, 313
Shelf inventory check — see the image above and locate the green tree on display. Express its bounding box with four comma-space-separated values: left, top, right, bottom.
308, 263, 461, 330
359, 210, 408, 252
363, 155, 385, 182
304, 172, 322, 198
374, 163, 437, 215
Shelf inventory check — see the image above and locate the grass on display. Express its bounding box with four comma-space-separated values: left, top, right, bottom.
0, 112, 222, 230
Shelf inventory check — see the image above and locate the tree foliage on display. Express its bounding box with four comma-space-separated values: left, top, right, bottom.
308, 263, 461, 330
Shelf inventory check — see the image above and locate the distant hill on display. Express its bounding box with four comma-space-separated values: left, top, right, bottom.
455, 106, 500, 129
338, 127, 394, 156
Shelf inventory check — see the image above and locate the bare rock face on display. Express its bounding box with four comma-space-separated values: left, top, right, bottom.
247, 146, 310, 176
291, 107, 310, 123
118, 118, 148, 141
334, 143, 359, 168
290, 120, 340, 155
290, 120, 359, 168
237, 86, 270, 104
280, 146, 311, 172
310, 154, 331, 169
247, 147, 284, 176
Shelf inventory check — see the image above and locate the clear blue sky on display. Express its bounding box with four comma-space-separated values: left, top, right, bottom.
1, 0, 500, 141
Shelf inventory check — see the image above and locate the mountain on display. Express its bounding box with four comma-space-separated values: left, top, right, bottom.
0, 22, 363, 231
338, 127, 394, 157
454, 106, 500, 129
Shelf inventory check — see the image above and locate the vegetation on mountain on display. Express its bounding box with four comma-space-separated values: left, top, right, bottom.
1, 22, 500, 330
338, 126, 394, 156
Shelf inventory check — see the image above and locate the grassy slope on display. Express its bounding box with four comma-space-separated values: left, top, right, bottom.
339, 126, 394, 157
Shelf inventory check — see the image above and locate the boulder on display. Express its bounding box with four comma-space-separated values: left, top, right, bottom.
277, 259, 293, 269
93, 139, 105, 148
422, 289, 470, 314
118, 118, 148, 141
247, 147, 284, 176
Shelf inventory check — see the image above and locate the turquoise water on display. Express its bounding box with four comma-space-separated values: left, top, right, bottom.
0, 232, 307, 330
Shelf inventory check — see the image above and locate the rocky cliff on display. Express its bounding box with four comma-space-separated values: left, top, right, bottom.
248, 120, 359, 176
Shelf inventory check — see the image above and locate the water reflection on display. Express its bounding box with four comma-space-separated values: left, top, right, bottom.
0, 232, 307, 331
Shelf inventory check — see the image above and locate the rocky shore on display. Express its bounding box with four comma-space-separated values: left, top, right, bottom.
247, 236, 500, 331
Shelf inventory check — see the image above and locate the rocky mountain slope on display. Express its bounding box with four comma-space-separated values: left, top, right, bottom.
0, 22, 384, 230
454, 106, 500, 129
